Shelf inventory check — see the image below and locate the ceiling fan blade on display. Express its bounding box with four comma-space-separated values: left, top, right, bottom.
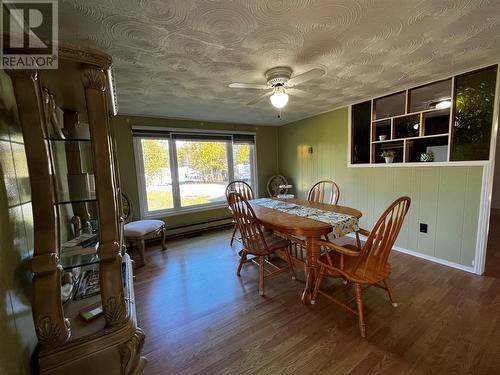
247, 91, 272, 105
229, 82, 269, 89
287, 88, 310, 98
287, 68, 325, 87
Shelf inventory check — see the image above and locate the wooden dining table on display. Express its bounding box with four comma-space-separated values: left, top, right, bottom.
249, 198, 362, 304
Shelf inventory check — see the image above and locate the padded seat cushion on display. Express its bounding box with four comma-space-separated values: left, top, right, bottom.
124, 220, 164, 237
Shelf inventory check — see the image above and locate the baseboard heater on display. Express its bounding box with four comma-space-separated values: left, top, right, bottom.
164, 217, 233, 239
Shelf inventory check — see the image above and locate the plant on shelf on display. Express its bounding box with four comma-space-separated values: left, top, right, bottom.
420, 150, 434, 162
453, 68, 497, 160
381, 150, 395, 163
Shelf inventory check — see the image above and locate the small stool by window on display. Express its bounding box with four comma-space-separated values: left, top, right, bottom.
122, 193, 166, 266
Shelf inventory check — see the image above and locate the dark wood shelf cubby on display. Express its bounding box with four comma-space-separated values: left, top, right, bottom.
406, 135, 449, 163
374, 141, 404, 164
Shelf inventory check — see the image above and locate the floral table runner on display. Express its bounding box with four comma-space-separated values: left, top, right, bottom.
251, 198, 359, 238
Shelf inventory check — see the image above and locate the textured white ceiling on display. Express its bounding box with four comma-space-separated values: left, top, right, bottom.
59, 0, 500, 125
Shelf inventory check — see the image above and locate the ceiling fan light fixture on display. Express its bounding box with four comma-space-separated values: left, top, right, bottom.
270, 86, 288, 109
429, 98, 452, 109
435, 99, 452, 109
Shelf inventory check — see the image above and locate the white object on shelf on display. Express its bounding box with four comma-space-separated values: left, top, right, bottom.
426, 145, 448, 162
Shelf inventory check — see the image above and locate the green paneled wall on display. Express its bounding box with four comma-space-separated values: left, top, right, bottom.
112, 115, 279, 232
278, 107, 482, 267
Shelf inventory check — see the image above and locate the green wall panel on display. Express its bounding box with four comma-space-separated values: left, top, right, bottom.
418, 168, 440, 257
462, 167, 483, 266
278, 107, 483, 267
435, 168, 468, 263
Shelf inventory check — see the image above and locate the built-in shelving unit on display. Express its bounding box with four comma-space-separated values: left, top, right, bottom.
351, 65, 498, 165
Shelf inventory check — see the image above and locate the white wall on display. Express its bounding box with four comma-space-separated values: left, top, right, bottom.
492, 125, 500, 209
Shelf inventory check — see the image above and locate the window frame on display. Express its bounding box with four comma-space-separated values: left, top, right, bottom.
133, 128, 257, 218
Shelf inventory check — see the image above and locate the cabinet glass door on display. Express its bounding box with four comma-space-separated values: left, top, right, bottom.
351, 101, 371, 164
451, 66, 497, 161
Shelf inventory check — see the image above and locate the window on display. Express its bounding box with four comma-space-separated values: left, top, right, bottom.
139, 139, 173, 211
175, 139, 229, 207
134, 130, 256, 216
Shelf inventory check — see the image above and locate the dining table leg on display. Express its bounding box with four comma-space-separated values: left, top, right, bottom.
302, 236, 321, 304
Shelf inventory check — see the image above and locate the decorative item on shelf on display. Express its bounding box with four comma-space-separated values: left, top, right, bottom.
381, 150, 395, 163
42, 88, 66, 139
61, 272, 75, 303
79, 302, 103, 322
62, 233, 99, 249
379, 135, 387, 141
71, 215, 82, 238
420, 150, 435, 162
277, 184, 294, 199
267, 174, 289, 197
74, 266, 100, 300
60, 233, 99, 270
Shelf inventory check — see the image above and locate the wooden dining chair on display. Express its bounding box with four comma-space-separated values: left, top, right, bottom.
312, 196, 411, 338
266, 174, 288, 197
306, 180, 340, 242
228, 192, 296, 296
308, 180, 340, 205
226, 180, 255, 245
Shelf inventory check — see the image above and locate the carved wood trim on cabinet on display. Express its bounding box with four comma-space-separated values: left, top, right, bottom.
82, 66, 126, 327
9, 45, 146, 374
7, 69, 71, 347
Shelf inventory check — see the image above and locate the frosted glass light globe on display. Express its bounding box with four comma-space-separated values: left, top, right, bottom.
270, 87, 289, 109
435, 100, 451, 109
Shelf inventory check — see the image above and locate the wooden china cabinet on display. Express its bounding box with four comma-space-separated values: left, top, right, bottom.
7, 45, 146, 374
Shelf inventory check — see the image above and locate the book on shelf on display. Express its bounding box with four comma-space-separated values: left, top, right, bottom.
61, 233, 99, 261
74, 267, 100, 300
79, 302, 103, 322
62, 233, 98, 250
72, 260, 127, 301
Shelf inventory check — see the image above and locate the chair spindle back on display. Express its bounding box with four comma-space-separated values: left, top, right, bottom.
308, 180, 340, 205
355, 197, 411, 277
226, 180, 254, 202
121, 192, 131, 222
227, 192, 268, 256
266, 174, 288, 197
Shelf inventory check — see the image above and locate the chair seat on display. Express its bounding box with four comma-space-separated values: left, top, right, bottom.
243, 231, 290, 255
318, 245, 391, 284
124, 220, 165, 237
263, 231, 290, 252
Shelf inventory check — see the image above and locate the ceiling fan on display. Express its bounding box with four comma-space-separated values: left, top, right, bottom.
229, 66, 325, 110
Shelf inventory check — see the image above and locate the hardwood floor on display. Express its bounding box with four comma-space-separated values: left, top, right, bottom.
133, 223, 500, 374
486, 209, 500, 276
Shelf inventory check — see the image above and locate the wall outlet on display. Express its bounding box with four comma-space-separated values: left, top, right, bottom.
420, 223, 428, 233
